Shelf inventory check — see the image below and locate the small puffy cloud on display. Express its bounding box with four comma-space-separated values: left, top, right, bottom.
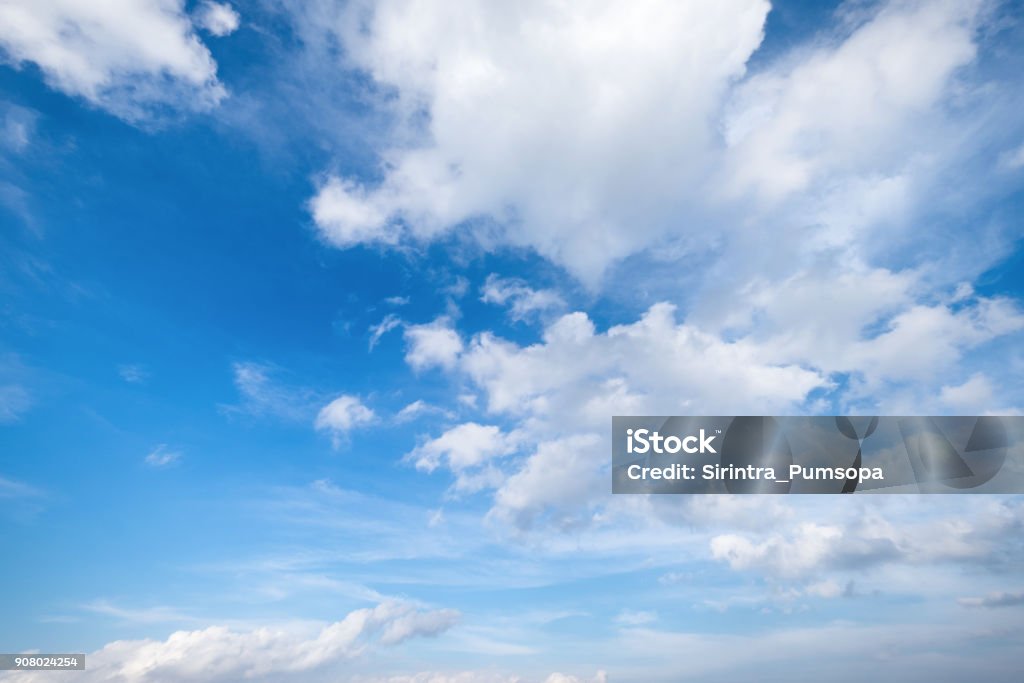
0, 0, 228, 123
315, 394, 376, 447
311, 177, 396, 247
194, 1, 239, 37
408, 423, 515, 474
404, 319, 464, 371
3, 601, 458, 682
480, 274, 565, 321
938, 373, 995, 413
145, 445, 181, 468
407, 423, 517, 495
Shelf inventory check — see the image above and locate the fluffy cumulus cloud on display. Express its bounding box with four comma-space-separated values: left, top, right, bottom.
406, 422, 517, 495
400, 303, 829, 528
404, 319, 464, 371
193, 1, 239, 37
0, 0, 229, 122
0, 602, 458, 683
306, 0, 1020, 290
400, 290, 1022, 529
408, 423, 515, 474
315, 394, 376, 446
308, 0, 772, 284
307, 0, 1024, 530
721, 0, 983, 201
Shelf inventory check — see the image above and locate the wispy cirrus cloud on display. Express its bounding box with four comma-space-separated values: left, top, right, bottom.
144, 445, 182, 468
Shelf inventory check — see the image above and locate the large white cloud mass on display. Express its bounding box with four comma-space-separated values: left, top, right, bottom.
307, 0, 1016, 291
308, 0, 772, 284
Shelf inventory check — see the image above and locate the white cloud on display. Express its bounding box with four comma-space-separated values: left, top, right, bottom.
303, 0, 1017, 296
462, 304, 824, 423
723, 0, 981, 200
408, 423, 514, 473
223, 361, 318, 422
410, 296, 1020, 531
490, 434, 605, 531
614, 616, 1024, 682
194, 1, 239, 38
308, 0, 771, 284
369, 314, 403, 350
939, 373, 996, 413
315, 394, 375, 447
1, 602, 458, 683
404, 318, 464, 371
407, 423, 516, 495
145, 445, 181, 468
398, 304, 826, 528
395, 400, 453, 423
708, 498, 1024, 579
480, 274, 565, 322
311, 177, 397, 247
0, 0, 227, 124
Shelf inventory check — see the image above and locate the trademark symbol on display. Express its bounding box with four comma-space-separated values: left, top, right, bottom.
716, 429, 722, 434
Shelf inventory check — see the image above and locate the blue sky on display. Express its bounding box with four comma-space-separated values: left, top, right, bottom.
2, 1, 1024, 681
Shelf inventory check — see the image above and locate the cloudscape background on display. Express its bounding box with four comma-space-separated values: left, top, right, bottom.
2, 0, 1024, 681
